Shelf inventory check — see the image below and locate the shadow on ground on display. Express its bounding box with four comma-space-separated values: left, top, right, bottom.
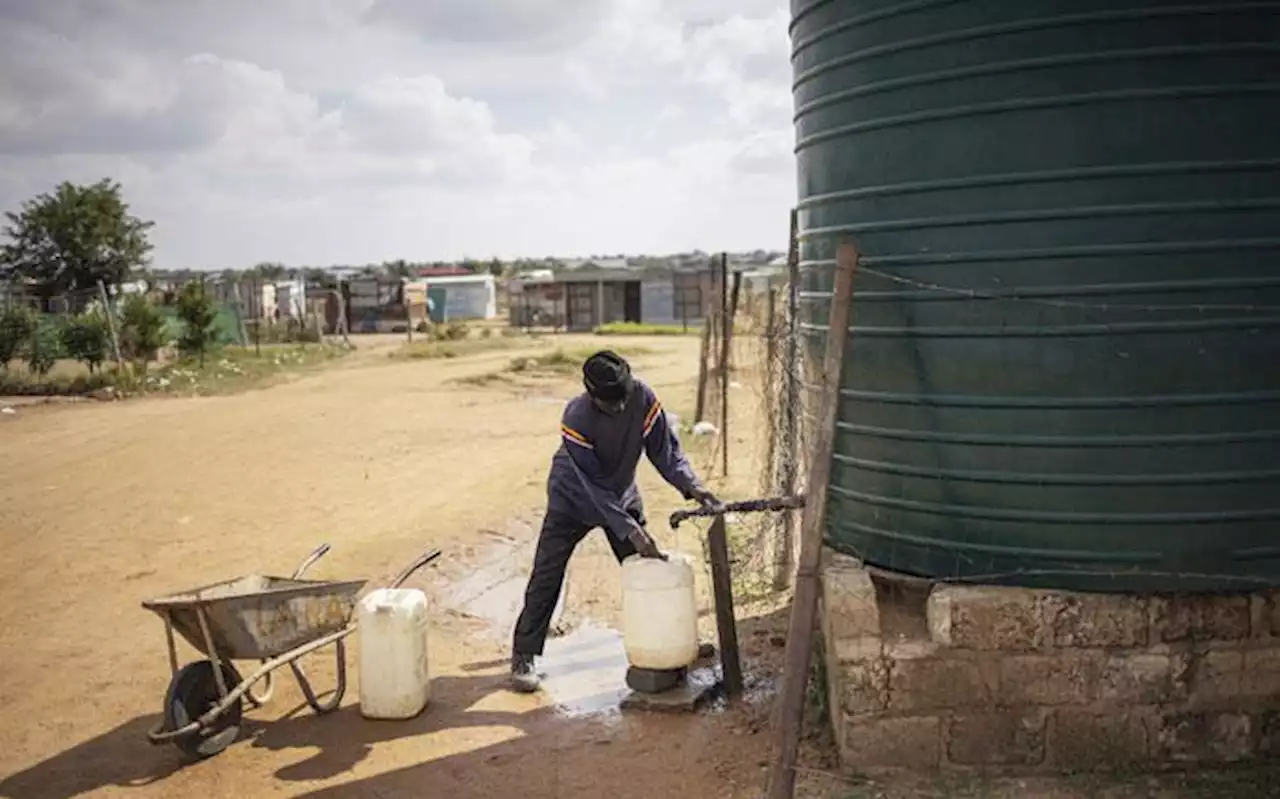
0, 715, 181, 798
0, 608, 790, 799
255, 610, 794, 798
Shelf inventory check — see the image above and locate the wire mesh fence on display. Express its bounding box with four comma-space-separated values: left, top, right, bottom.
676, 253, 812, 595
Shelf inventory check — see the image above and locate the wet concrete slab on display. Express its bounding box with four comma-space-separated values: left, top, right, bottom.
620, 667, 722, 714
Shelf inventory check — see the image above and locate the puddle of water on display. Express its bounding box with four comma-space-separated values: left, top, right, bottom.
431, 523, 569, 640
434, 545, 567, 640
539, 622, 629, 720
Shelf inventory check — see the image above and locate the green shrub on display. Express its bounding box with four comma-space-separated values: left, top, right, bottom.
0, 306, 36, 369
24, 319, 62, 376
118, 294, 168, 370
0, 370, 116, 397
175, 282, 219, 362
60, 312, 110, 373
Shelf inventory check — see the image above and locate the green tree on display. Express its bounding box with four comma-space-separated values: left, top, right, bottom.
252, 262, 289, 281
383, 259, 414, 279
0, 179, 153, 298
60, 313, 109, 373
303, 268, 334, 288
0, 306, 36, 370
118, 294, 167, 373
488, 257, 504, 277
24, 319, 61, 377
175, 281, 219, 367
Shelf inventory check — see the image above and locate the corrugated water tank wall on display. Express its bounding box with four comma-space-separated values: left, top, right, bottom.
792, 0, 1280, 592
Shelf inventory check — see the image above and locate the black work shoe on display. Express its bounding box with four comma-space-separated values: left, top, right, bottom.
510, 653, 540, 693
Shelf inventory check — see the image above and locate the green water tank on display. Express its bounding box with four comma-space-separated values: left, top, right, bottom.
792, 0, 1280, 591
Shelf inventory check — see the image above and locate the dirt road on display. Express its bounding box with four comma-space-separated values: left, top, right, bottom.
0, 334, 806, 799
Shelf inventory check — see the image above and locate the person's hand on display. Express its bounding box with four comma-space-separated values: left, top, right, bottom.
690, 487, 723, 513
628, 528, 668, 560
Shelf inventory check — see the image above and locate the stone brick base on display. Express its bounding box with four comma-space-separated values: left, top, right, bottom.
820, 550, 1280, 773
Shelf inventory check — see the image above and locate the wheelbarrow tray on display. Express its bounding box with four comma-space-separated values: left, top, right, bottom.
142, 574, 367, 660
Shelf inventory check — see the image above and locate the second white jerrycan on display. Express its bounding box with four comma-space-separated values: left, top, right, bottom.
357, 587, 430, 720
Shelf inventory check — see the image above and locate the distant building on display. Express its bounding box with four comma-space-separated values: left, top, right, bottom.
508, 267, 715, 331
416, 274, 497, 322
274, 277, 307, 320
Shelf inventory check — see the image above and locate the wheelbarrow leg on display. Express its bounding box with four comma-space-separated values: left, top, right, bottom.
163, 612, 179, 676
289, 639, 347, 714
245, 663, 274, 707
196, 607, 229, 700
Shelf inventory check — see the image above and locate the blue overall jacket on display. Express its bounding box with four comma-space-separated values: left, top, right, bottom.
548, 379, 702, 541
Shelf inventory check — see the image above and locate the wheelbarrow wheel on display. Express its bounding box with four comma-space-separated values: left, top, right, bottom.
164, 660, 244, 761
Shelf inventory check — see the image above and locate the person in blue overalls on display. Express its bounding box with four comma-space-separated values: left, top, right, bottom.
510, 350, 719, 692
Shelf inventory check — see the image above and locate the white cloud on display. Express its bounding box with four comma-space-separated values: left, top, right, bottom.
0, 0, 795, 267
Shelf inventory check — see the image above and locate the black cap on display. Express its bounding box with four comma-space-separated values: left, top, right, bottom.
583, 350, 633, 402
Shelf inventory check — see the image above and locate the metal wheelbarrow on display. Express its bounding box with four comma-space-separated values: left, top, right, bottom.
141, 544, 440, 759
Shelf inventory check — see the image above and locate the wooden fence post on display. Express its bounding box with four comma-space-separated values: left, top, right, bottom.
97, 280, 123, 370
764, 241, 858, 799
719, 253, 731, 477
775, 207, 802, 591
694, 279, 712, 423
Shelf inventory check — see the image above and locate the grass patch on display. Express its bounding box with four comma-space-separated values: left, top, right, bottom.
506, 345, 652, 376
1, 343, 350, 399
454, 371, 512, 388
393, 337, 519, 361
0, 369, 118, 397
594, 322, 696, 336
452, 345, 655, 388
144, 343, 351, 396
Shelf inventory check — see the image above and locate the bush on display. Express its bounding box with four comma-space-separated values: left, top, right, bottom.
0, 306, 36, 369
440, 321, 470, 341
415, 321, 431, 334
0, 369, 116, 397
24, 319, 62, 376
175, 282, 219, 361
60, 312, 110, 373
118, 294, 168, 370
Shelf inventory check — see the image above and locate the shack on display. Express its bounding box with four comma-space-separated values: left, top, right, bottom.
507, 267, 713, 331
417, 274, 497, 322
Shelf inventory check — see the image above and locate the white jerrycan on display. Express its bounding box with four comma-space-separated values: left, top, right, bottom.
620, 553, 699, 670
357, 587, 430, 719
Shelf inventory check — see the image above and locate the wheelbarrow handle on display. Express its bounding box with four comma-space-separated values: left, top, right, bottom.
292, 544, 332, 579
389, 548, 443, 589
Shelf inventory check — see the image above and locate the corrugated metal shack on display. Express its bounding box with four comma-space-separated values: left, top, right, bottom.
508, 267, 714, 331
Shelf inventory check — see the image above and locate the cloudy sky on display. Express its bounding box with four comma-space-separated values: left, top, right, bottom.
0, 0, 796, 269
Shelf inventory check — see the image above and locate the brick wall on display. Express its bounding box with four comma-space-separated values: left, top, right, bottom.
820, 550, 1280, 773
